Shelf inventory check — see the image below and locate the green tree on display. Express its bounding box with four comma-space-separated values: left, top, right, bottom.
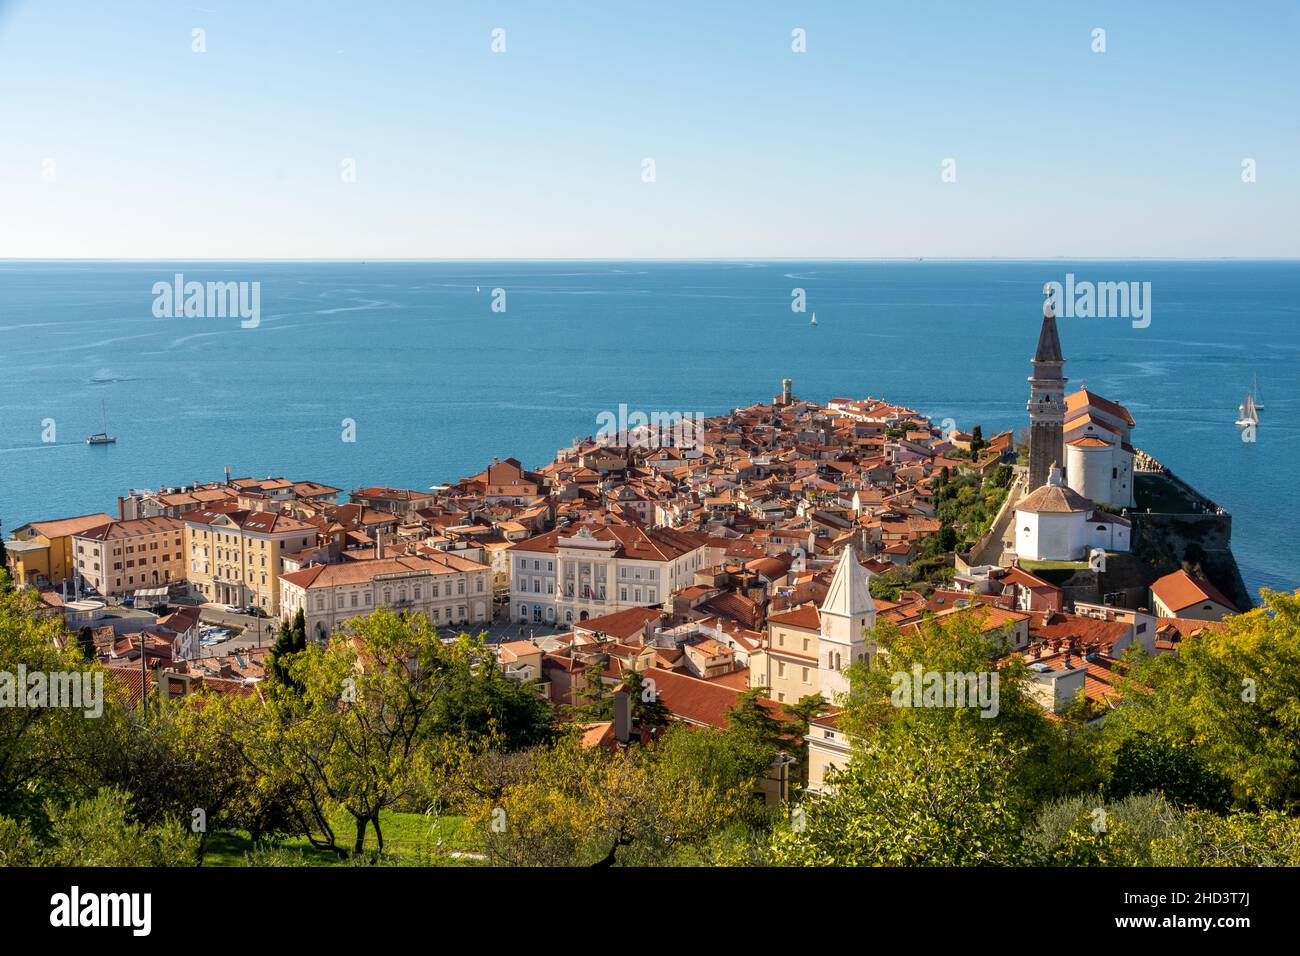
0, 787, 196, 866
842, 610, 1105, 813
1104, 589, 1300, 811
1031, 792, 1186, 866
1105, 735, 1231, 812
116, 688, 296, 864
267, 608, 307, 689
431, 637, 555, 749
770, 725, 1032, 865
623, 666, 671, 729
472, 728, 773, 867
572, 656, 613, 721
726, 686, 791, 753
75, 625, 95, 661
1152, 808, 1300, 866
0, 584, 133, 824
236, 610, 458, 858
784, 693, 828, 788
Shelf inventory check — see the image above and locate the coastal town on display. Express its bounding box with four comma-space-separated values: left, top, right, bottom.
1, 303, 1249, 795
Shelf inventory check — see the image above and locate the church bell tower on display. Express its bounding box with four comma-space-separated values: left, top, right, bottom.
817, 547, 875, 702
1028, 285, 1068, 491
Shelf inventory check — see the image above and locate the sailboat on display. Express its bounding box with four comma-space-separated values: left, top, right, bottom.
810, 311, 817, 327
1252, 373, 1265, 411
1235, 390, 1259, 429
86, 399, 116, 445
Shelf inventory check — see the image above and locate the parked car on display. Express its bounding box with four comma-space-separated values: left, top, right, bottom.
222, 603, 242, 614
244, 605, 267, 618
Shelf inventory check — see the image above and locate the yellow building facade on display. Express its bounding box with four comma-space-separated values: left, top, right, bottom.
3, 513, 114, 588
183, 508, 317, 613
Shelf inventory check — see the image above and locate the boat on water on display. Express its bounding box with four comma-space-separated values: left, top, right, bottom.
86, 400, 116, 445
810, 311, 817, 327
1253, 373, 1265, 411
1236, 390, 1259, 428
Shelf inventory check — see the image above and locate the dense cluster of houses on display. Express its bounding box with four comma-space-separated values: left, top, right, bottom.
10, 293, 1248, 801
6, 353, 1240, 795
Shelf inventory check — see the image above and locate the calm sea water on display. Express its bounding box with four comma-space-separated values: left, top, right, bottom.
1, 260, 1296, 599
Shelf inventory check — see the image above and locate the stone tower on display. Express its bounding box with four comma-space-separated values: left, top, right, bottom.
1028, 288, 1068, 491
817, 546, 875, 701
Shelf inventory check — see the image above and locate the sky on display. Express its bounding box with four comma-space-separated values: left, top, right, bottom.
0, 0, 1297, 259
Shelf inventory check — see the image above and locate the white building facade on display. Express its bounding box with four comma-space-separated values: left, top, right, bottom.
508, 524, 707, 625
279, 553, 491, 641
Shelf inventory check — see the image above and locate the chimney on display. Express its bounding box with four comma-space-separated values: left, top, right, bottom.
374, 529, 382, 560
224, 465, 232, 486
614, 687, 631, 744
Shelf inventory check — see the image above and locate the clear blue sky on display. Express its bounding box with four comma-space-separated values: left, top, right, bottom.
1, 0, 1297, 258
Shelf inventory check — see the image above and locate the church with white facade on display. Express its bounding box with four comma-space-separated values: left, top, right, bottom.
1015, 465, 1131, 561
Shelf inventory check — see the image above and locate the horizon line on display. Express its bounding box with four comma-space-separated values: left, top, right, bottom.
3, 256, 1299, 264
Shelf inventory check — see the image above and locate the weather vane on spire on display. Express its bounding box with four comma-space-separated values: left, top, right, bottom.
1042, 282, 1057, 319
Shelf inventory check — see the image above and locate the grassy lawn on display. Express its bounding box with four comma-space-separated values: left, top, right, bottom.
1134, 473, 1197, 514
1018, 558, 1090, 573
203, 810, 482, 867
1018, 558, 1093, 585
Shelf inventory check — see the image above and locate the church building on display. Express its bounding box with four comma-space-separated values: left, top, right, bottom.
1064, 388, 1137, 508
1018, 293, 1132, 562
754, 546, 876, 705
1028, 285, 1138, 508
1014, 464, 1131, 561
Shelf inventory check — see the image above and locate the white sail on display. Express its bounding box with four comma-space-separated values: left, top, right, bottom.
1236, 391, 1258, 427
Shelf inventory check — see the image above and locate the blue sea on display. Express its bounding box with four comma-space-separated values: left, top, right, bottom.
1, 260, 1296, 600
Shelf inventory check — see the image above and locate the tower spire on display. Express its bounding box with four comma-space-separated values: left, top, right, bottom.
1027, 284, 1068, 491
816, 547, 876, 702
